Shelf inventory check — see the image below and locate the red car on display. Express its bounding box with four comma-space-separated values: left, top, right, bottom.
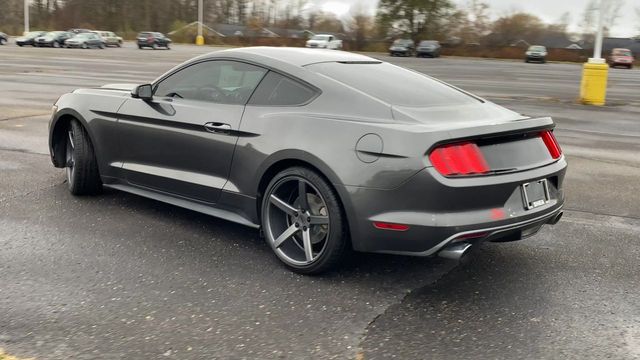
608, 48, 634, 69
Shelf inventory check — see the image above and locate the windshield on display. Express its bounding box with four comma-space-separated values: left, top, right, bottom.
419, 41, 437, 46
528, 46, 546, 52
307, 62, 478, 107
74, 34, 91, 39
393, 39, 412, 46
613, 50, 632, 56
311, 35, 330, 41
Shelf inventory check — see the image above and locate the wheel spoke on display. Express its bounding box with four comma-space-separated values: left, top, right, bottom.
302, 229, 314, 262
270, 194, 297, 215
68, 130, 74, 149
309, 215, 329, 225
298, 180, 309, 210
273, 224, 299, 248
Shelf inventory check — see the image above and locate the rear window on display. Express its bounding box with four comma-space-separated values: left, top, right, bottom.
249, 71, 318, 106
307, 62, 478, 107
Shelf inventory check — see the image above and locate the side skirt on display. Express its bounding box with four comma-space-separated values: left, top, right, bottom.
104, 183, 260, 229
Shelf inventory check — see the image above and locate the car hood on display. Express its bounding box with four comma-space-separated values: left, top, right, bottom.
390, 101, 525, 130
100, 83, 138, 91
307, 39, 328, 44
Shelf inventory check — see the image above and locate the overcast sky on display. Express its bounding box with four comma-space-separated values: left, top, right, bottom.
310, 0, 639, 37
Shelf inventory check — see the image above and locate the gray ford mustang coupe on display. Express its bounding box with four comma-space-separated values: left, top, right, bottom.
49, 47, 566, 274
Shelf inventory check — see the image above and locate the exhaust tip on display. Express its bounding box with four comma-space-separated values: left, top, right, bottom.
548, 211, 563, 225
438, 242, 472, 261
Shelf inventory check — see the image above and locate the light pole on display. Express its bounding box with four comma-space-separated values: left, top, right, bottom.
24, 0, 30, 34
196, 0, 205, 45
591, 0, 606, 62
579, 0, 608, 106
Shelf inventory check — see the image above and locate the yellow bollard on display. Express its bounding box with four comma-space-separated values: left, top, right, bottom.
579, 62, 608, 106
196, 35, 205, 46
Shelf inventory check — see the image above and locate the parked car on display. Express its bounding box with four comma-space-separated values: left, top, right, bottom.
0, 32, 8, 45
416, 40, 441, 58
64, 33, 104, 49
525, 45, 547, 63
93, 31, 123, 47
305, 34, 343, 50
35, 31, 73, 48
137, 32, 171, 49
608, 48, 634, 69
389, 39, 415, 57
48, 47, 566, 274
16, 31, 46, 46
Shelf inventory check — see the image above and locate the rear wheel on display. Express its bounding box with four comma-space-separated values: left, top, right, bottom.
82, 42, 87, 49
166, 43, 171, 50
261, 167, 348, 274
65, 120, 102, 195
152, 43, 158, 50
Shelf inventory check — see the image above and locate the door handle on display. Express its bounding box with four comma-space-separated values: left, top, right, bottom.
204, 122, 232, 133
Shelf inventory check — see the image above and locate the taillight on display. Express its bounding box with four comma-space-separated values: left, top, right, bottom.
429, 142, 490, 176
540, 130, 562, 159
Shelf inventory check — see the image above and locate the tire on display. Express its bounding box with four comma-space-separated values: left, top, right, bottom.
82, 42, 87, 49
99, 43, 104, 49
18, 44, 23, 47
166, 44, 170, 50
152, 43, 158, 50
53, 41, 59, 48
117, 42, 122, 48
138, 45, 142, 49
261, 167, 348, 275
65, 120, 102, 195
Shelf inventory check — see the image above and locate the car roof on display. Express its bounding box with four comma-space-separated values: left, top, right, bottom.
200, 47, 377, 67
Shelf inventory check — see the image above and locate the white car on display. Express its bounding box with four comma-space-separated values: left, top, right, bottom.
305, 34, 342, 50
92, 31, 123, 47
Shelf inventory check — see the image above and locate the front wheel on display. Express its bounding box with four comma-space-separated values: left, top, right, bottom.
65, 120, 102, 195
261, 167, 348, 274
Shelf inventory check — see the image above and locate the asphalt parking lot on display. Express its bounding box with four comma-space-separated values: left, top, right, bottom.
1, 43, 639, 359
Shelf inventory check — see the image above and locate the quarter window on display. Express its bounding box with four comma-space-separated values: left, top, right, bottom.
154, 60, 268, 105
248, 71, 317, 106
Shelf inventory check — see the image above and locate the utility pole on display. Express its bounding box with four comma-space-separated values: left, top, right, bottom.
592, 0, 605, 61
196, 0, 205, 45
579, 0, 609, 106
24, 0, 30, 34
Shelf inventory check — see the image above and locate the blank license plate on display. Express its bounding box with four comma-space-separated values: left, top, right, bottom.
521, 179, 550, 210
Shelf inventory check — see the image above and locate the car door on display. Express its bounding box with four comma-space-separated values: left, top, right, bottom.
116, 60, 268, 204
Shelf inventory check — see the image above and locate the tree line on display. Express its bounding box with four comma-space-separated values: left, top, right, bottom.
0, 0, 636, 48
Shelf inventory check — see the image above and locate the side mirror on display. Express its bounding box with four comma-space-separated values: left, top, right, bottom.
132, 84, 153, 100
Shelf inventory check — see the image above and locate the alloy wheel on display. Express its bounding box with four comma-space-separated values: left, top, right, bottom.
65, 130, 75, 185
264, 176, 330, 266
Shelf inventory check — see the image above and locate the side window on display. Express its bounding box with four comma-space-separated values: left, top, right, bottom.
248, 71, 318, 106
154, 60, 267, 105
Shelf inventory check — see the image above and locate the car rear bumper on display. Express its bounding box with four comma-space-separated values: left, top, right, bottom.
341, 157, 567, 256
